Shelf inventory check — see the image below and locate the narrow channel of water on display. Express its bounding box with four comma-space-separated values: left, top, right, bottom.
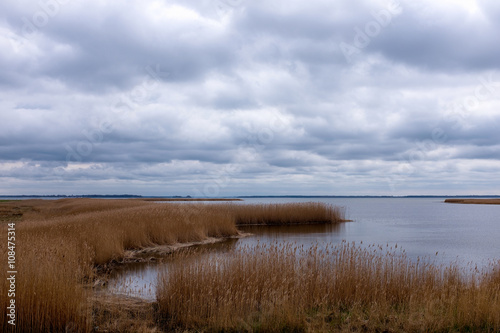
107, 197, 500, 300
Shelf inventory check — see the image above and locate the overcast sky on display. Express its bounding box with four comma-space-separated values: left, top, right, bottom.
1, 0, 500, 196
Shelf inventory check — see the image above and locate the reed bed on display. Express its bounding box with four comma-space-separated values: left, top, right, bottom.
0, 199, 239, 332
445, 198, 500, 205
225, 202, 345, 226
1, 199, 341, 331
11, 199, 495, 332
157, 241, 500, 332
0, 227, 93, 332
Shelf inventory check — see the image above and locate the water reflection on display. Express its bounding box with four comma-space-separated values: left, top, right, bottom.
240, 223, 345, 237
106, 239, 241, 300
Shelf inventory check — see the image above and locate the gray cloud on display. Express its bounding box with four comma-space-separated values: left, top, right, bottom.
371, 2, 500, 71
1, 0, 500, 195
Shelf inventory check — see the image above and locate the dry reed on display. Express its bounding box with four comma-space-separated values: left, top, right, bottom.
445, 198, 500, 205
157, 241, 500, 332
0, 199, 342, 331
10, 199, 496, 332
225, 202, 346, 225
0, 199, 239, 332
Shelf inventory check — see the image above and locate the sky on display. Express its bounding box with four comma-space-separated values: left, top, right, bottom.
1, 0, 500, 196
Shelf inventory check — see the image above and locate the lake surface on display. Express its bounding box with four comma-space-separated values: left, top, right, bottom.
107, 197, 500, 300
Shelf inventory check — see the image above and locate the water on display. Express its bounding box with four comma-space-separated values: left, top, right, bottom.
107, 197, 500, 300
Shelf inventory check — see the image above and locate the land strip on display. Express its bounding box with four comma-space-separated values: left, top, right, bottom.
445, 198, 500, 205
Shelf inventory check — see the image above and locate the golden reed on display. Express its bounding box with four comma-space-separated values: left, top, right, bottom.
0, 199, 342, 332
158, 242, 500, 332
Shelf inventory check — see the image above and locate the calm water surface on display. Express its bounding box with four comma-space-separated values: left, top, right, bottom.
107, 197, 500, 300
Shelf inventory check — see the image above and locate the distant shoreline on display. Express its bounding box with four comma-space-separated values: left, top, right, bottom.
444, 198, 500, 205
141, 198, 242, 202
2, 194, 500, 199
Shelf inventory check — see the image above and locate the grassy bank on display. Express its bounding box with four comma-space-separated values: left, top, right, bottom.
445, 198, 500, 205
0, 199, 239, 332
0, 199, 343, 332
158, 242, 500, 332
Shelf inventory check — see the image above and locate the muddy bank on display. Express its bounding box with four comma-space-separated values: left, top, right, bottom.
93, 232, 251, 286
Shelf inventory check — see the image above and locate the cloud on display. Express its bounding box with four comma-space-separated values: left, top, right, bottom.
1, 0, 500, 195
363, 1, 500, 71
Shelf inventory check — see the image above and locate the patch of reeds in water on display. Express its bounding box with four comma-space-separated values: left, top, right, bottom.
226, 202, 346, 226
157, 241, 500, 332
445, 198, 500, 205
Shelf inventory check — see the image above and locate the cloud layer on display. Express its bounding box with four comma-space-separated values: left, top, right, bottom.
1, 0, 500, 195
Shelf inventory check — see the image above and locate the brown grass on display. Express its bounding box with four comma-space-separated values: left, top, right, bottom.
0, 199, 239, 332
226, 202, 346, 225
0, 199, 341, 332
0, 200, 39, 222
6, 198, 498, 332
445, 198, 500, 205
157, 242, 500, 332
91, 293, 159, 333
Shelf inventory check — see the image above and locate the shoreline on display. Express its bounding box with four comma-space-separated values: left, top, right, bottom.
94, 232, 252, 286
140, 198, 243, 202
